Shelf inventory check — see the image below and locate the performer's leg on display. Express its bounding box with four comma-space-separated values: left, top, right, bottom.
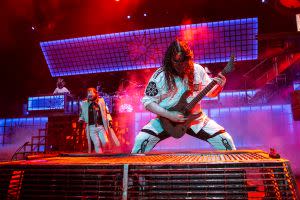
131, 119, 169, 153
89, 125, 103, 153
97, 125, 107, 147
206, 130, 236, 150
188, 119, 236, 150
131, 131, 160, 153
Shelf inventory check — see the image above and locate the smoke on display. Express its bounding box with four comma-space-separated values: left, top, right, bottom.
113, 70, 153, 152
116, 70, 153, 112
178, 20, 211, 54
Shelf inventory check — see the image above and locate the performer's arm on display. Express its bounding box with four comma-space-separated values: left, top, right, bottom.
65, 87, 71, 94
145, 102, 186, 122
197, 64, 224, 98
78, 103, 85, 122
53, 88, 58, 95
105, 105, 112, 120
207, 73, 226, 98
100, 100, 114, 128
107, 112, 113, 128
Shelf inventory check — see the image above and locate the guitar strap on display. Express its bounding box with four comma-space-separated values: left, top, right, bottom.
141, 129, 169, 140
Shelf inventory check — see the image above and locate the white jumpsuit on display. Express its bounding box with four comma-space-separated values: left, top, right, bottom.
131, 63, 236, 153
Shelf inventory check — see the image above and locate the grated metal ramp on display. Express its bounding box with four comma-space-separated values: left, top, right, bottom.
0, 150, 299, 199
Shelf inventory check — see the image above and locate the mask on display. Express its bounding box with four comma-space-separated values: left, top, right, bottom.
172, 52, 187, 76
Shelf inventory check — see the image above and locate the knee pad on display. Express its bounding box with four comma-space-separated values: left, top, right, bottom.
208, 131, 236, 150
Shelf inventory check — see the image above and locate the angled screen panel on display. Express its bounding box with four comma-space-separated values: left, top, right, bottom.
40, 17, 258, 77
28, 95, 65, 111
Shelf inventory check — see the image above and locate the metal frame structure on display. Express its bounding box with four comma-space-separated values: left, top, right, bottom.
0, 150, 299, 199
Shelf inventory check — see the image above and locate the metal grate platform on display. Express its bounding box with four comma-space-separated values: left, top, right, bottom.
0, 150, 299, 199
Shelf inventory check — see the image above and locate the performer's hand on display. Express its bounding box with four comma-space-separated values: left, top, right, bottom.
109, 120, 113, 128
167, 111, 187, 123
213, 73, 226, 87
77, 120, 84, 129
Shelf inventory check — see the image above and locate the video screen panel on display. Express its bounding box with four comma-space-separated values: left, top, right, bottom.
40, 18, 258, 77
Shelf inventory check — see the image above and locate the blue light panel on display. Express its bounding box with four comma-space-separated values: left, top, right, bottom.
28, 95, 65, 111
40, 17, 258, 76
293, 81, 300, 90
0, 117, 48, 145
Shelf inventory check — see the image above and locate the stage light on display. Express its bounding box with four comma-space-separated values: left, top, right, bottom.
31, 26, 35, 30
127, 15, 131, 19
144, 13, 147, 17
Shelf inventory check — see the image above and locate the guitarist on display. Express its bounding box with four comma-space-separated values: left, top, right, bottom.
131, 40, 236, 153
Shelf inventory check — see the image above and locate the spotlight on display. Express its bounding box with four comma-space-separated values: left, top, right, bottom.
127, 15, 131, 19
31, 26, 35, 30
144, 13, 147, 17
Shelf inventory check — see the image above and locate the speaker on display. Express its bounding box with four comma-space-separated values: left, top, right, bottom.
47, 115, 81, 152
291, 91, 300, 121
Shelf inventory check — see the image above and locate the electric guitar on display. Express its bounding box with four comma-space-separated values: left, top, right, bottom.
159, 55, 235, 138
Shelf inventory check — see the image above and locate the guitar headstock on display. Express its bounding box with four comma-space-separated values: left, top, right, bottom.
222, 55, 235, 75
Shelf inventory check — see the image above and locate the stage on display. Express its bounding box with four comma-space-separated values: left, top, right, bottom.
1, 150, 299, 199
1, 1, 300, 199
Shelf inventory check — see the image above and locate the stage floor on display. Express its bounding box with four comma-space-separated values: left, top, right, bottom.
1, 150, 299, 199
0, 150, 288, 166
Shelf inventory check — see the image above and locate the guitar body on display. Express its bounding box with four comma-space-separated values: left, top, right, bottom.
159, 91, 202, 138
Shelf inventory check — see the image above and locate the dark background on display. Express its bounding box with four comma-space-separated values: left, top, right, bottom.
0, 0, 299, 117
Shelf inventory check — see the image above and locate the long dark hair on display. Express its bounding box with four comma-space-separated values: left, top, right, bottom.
162, 40, 194, 91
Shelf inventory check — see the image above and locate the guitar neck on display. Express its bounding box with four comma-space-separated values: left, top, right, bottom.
186, 80, 217, 110
186, 67, 228, 111
185, 55, 234, 111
